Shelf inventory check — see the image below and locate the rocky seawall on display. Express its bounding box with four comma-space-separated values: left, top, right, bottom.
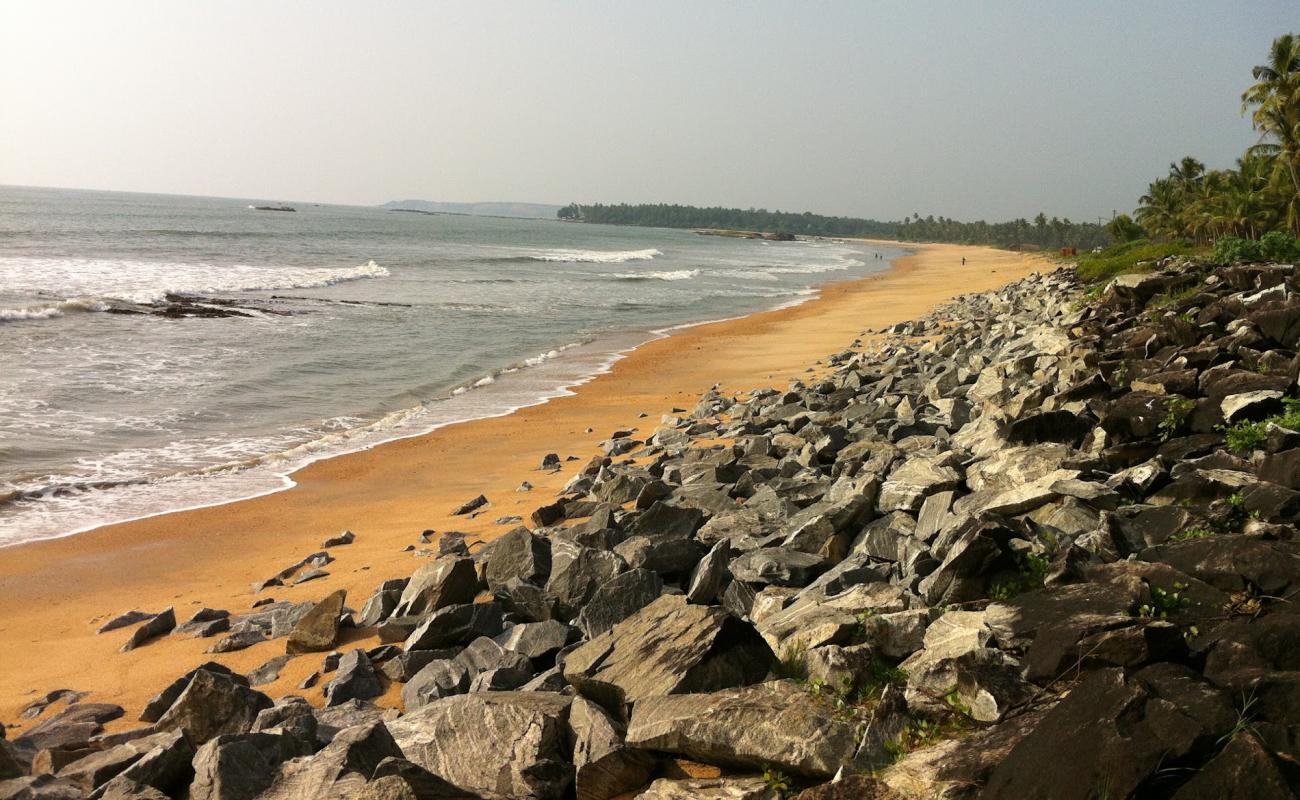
5, 260, 1300, 799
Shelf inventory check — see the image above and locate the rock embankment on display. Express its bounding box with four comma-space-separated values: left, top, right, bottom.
6, 261, 1300, 798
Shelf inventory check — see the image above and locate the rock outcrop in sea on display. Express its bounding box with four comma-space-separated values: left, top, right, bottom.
6, 260, 1300, 798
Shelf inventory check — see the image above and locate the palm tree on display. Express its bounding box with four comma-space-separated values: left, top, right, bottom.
1137, 178, 1184, 239
1243, 33, 1300, 225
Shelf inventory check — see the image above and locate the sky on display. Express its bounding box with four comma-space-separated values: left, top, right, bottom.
1, 1, 1294, 222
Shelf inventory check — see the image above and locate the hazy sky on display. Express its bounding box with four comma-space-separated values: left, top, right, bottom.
1, 2, 1293, 221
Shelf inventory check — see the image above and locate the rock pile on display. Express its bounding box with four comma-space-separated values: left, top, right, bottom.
6, 262, 1300, 798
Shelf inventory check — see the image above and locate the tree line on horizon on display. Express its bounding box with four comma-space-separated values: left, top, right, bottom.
555, 202, 897, 238
556, 201, 1110, 250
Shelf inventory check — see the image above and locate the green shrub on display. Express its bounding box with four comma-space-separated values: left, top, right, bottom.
1260, 231, 1300, 261
1223, 398, 1300, 453
1211, 236, 1265, 265
1210, 233, 1300, 265
1075, 239, 1201, 283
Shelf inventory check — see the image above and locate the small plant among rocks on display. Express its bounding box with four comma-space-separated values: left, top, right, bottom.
762, 767, 792, 795
989, 552, 1051, 600
1138, 582, 1193, 620
1158, 397, 1195, 441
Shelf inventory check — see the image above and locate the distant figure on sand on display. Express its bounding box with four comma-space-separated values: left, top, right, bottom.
961, 257, 967, 265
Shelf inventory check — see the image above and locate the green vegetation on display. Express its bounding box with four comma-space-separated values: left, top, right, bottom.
762, 767, 792, 794
555, 202, 896, 238
1171, 527, 1216, 542
988, 551, 1051, 600
1223, 398, 1300, 453
1138, 582, 1193, 620
1073, 239, 1203, 283
895, 212, 1110, 250
1131, 34, 1300, 247
1159, 397, 1195, 441
774, 643, 809, 680
1210, 230, 1300, 263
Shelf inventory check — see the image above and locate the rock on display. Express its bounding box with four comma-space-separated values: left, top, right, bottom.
258, 721, 405, 799
450, 495, 488, 516
729, 548, 826, 587
1004, 410, 1093, 446
1170, 731, 1294, 799
902, 647, 1033, 722
207, 630, 267, 654
119, 608, 176, 652
13, 703, 124, 755
633, 777, 775, 799
248, 655, 293, 687
96, 611, 153, 634
324, 650, 383, 706
879, 705, 1048, 799
982, 667, 1233, 799
570, 696, 655, 800
493, 620, 571, 660
403, 603, 505, 651
356, 757, 480, 799
188, 732, 296, 800
757, 583, 909, 656
685, 541, 731, 604
357, 580, 407, 628
312, 701, 398, 745
545, 541, 625, 618
18, 690, 86, 721
878, 455, 961, 512
626, 681, 864, 778
154, 669, 273, 745
1221, 390, 1284, 423
139, 663, 238, 723
628, 501, 705, 540
564, 595, 774, 706
322, 530, 356, 548
174, 608, 231, 638
252, 701, 319, 750
89, 729, 194, 798
388, 692, 574, 799
483, 528, 551, 590
286, 590, 347, 654
575, 569, 664, 640
293, 568, 329, 585
793, 775, 899, 800
394, 558, 478, 618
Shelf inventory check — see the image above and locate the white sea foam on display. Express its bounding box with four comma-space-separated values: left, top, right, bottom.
527, 248, 661, 263
0, 257, 390, 309
609, 269, 700, 281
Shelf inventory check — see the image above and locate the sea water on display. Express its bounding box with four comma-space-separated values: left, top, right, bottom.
0, 185, 903, 544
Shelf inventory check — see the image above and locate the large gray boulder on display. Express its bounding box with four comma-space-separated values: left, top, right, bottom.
544, 541, 625, 619
324, 650, 383, 706
387, 692, 574, 799
286, 590, 346, 654
258, 721, 404, 800
625, 681, 864, 778
570, 696, 655, 800
483, 528, 552, 590
187, 732, 295, 800
574, 569, 664, 640
394, 559, 479, 618
563, 595, 774, 707
154, 669, 273, 745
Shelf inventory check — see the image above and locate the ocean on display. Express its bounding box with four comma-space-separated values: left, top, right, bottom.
0, 185, 902, 545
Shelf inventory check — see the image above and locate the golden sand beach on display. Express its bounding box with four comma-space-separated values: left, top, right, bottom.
0, 242, 1051, 729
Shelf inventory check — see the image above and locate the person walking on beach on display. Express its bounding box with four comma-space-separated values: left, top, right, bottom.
961, 256, 966, 265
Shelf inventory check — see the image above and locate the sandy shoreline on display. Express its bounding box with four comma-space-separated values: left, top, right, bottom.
0, 242, 1051, 730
